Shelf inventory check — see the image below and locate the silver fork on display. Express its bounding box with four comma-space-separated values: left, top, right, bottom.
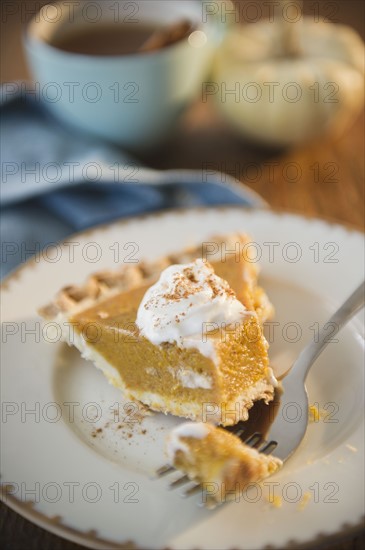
157, 281, 364, 497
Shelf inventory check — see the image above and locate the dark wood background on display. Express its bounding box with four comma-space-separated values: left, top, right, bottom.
1, 0, 364, 548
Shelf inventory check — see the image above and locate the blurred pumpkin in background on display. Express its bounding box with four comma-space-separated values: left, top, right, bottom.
213, 0, 365, 146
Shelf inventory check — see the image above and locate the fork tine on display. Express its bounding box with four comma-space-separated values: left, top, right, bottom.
230, 423, 244, 433
260, 440, 278, 454
182, 484, 202, 497
244, 432, 263, 447
234, 428, 245, 438
169, 475, 191, 489
156, 464, 175, 477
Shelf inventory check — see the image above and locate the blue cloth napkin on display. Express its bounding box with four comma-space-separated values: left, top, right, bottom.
1, 88, 265, 278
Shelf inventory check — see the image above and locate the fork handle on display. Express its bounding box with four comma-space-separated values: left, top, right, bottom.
293, 281, 365, 381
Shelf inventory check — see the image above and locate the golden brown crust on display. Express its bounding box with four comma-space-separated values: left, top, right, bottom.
38, 263, 164, 319
39, 234, 272, 322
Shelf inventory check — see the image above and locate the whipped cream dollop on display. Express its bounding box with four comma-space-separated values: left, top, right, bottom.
136, 259, 248, 356
166, 422, 210, 459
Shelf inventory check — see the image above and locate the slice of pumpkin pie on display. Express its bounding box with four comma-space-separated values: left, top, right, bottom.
166, 422, 282, 505
40, 234, 277, 425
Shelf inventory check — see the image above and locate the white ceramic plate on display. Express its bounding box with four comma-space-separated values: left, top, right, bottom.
1, 207, 364, 549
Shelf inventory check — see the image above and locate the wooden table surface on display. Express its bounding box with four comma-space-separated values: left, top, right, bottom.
1, 1, 364, 549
